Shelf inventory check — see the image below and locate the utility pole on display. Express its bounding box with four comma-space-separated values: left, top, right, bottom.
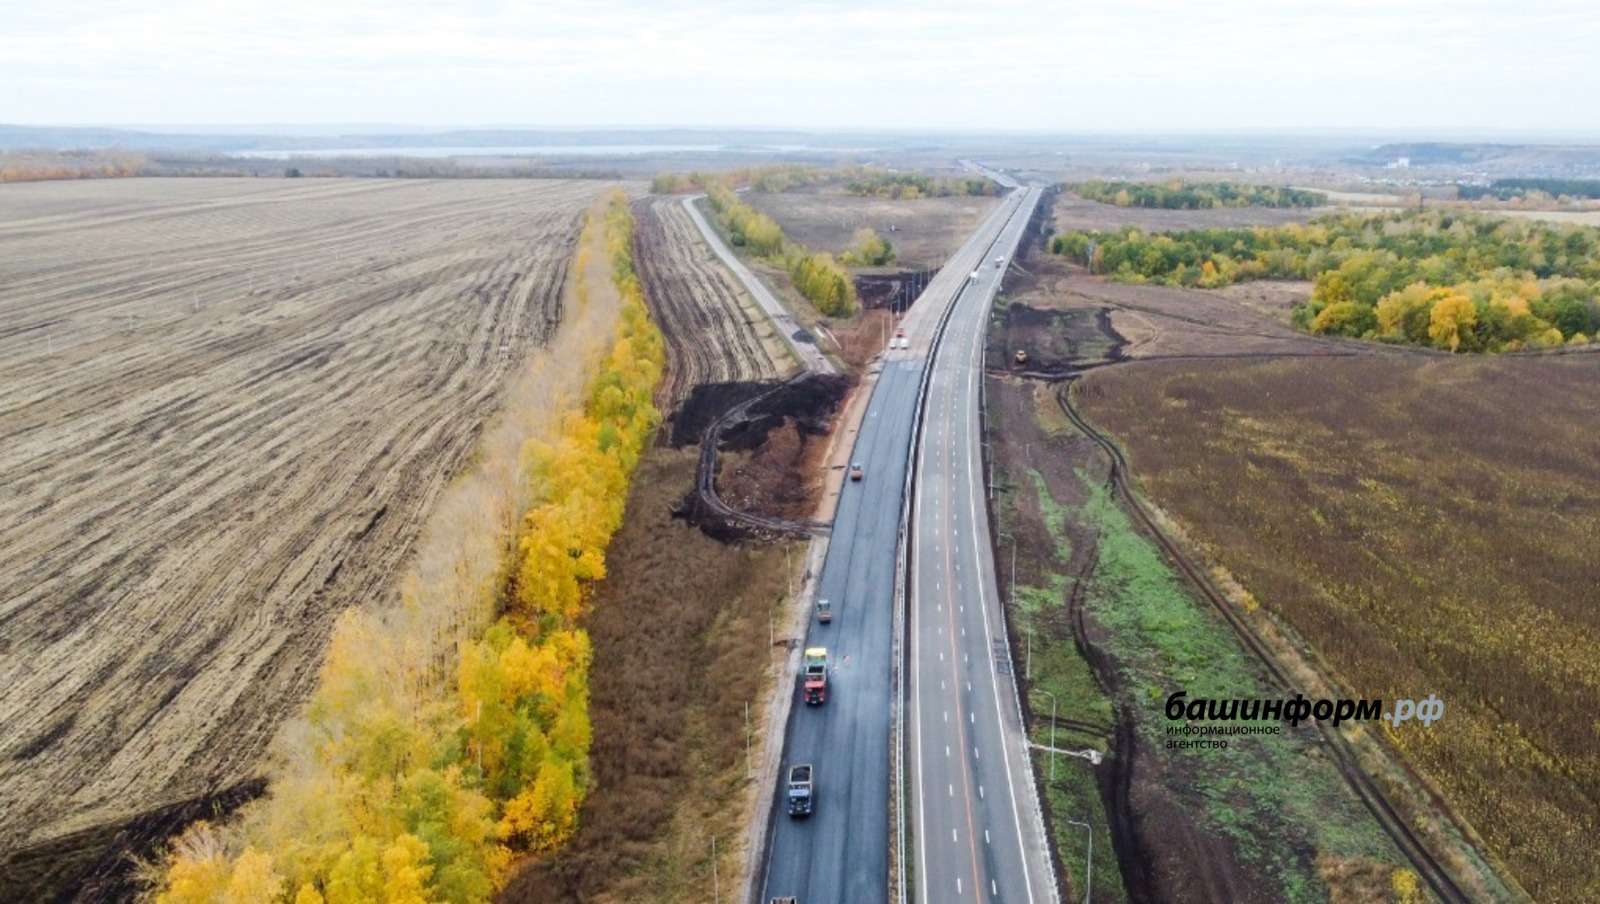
1065, 819, 1092, 904
1040, 689, 1058, 780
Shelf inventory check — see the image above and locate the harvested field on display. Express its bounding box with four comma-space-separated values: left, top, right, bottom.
1079, 354, 1600, 902
0, 177, 620, 885
633, 197, 790, 412
741, 189, 1000, 267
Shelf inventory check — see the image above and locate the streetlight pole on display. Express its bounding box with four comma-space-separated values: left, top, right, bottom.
1039, 688, 1058, 780
1064, 819, 1092, 904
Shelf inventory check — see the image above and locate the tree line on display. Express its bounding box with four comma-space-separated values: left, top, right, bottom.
651, 165, 997, 201
152, 191, 665, 903
1071, 180, 1327, 210
704, 183, 859, 316
841, 171, 997, 199
1051, 209, 1600, 352
1457, 178, 1600, 201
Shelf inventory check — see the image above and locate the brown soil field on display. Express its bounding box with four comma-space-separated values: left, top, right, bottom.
0, 177, 622, 890
741, 188, 1000, 268
633, 197, 791, 411
982, 193, 1514, 903
1078, 355, 1600, 902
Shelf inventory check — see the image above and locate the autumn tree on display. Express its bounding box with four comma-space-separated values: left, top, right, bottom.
1428, 294, 1477, 351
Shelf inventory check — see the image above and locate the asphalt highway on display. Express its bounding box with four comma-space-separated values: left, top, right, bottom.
908, 185, 1055, 904
760, 178, 1044, 904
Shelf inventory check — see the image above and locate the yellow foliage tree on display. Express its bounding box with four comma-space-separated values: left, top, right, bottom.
1428, 293, 1477, 351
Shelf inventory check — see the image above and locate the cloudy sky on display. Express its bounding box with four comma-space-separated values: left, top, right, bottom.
5, 0, 1597, 134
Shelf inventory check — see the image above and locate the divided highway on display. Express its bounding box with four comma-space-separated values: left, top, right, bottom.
760, 178, 1048, 904
908, 185, 1054, 904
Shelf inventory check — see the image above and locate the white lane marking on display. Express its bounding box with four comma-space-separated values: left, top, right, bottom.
957, 877, 963, 894
944, 710, 948, 722
980, 785, 985, 799
953, 829, 959, 842
993, 880, 999, 895
985, 830, 991, 844
949, 784, 954, 797
967, 681, 972, 692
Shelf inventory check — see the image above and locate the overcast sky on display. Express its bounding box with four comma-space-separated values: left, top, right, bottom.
5, 0, 1597, 134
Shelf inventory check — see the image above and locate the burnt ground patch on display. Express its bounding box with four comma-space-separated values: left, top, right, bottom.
672, 374, 854, 541
989, 303, 1125, 378
0, 778, 267, 904
853, 269, 939, 313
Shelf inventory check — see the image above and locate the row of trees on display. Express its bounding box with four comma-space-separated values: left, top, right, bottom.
649, 164, 827, 196
153, 191, 665, 903
1051, 209, 1600, 351
1458, 178, 1600, 201
1071, 180, 1327, 210
651, 165, 997, 201
703, 183, 859, 316
841, 171, 998, 199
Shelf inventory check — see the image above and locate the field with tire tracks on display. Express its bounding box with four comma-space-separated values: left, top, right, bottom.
633, 196, 789, 408
0, 177, 621, 875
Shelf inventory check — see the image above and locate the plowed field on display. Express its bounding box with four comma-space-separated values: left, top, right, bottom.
0, 178, 613, 867
633, 197, 788, 411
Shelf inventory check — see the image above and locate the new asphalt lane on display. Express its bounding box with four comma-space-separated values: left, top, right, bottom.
761, 182, 1043, 904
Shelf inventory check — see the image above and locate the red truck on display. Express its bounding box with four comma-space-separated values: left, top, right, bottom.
802, 647, 829, 705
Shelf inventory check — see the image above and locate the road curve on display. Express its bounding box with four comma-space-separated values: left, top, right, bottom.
680, 194, 836, 376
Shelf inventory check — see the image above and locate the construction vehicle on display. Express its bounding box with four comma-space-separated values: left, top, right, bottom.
771, 899, 799, 904
1015, 348, 1028, 365
815, 597, 832, 624
995, 255, 1006, 268
787, 764, 814, 817
802, 647, 829, 704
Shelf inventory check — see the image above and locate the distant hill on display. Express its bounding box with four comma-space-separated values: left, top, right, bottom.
0, 124, 829, 153
1352, 142, 1600, 171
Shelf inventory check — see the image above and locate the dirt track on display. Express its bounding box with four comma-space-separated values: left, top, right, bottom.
633, 197, 788, 410
0, 178, 614, 862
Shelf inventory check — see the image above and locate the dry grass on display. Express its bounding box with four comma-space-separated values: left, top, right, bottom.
1053, 192, 1329, 234
499, 448, 789, 903
741, 189, 1000, 268
1080, 354, 1600, 903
